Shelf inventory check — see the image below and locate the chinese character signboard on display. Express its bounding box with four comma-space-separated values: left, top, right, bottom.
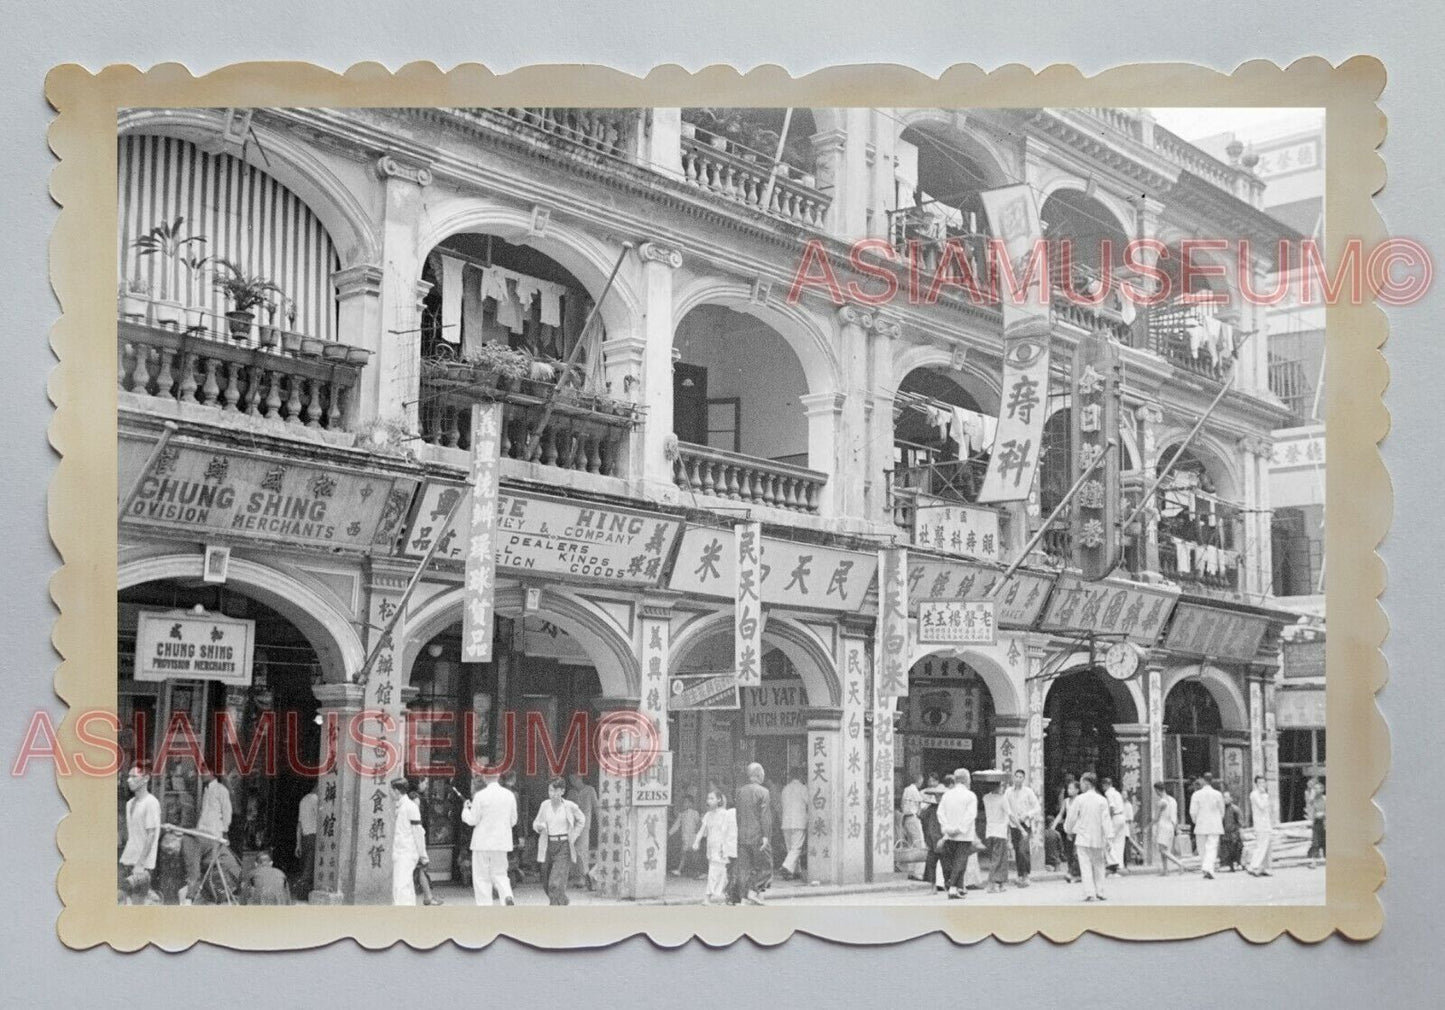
917, 599, 997, 646
907, 558, 1055, 628
669, 672, 741, 710
735, 522, 763, 688
666, 528, 876, 611
1162, 603, 1270, 662
912, 495, 1002, 561
904, 685, 984, 736
462, 403, 502, 662
631, 752, 673, 806
1069, 331, 1121, 579
134, 609, 255, 685
876, 548, 910, 698
977, 183, 1051, 504
404, 484, 683, 585
1282, 638, 1326, 679
742, 678, 807, 736
1275, 688, 1325, 728
119, 433, 416, 551
1038, 575, 1179, 644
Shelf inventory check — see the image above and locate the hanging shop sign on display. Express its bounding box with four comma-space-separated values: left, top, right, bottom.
911, 735, 974, 752
976, 183, 1051, 504
462, 403, 503, 663
403, 485, 683, 586
907, 558, 1055, 628
735, 522, 763, 688
917, 599, 997, 646
1068, 331, 1121, 580
666, 528, 876, 612
876, 548, 910, 697
912, 495, 1003, 562
631, 752, 673, 806
669, 672, 741, 711
134, 609, 256, 686
1275, 688, 1326, 729
1162, 603, 1271, 662
1282, 638, 1326, 679
741, 678, 808, 736
903, 685, 984, 736
119, 433, 416, 552
1037, 575, 1178, 644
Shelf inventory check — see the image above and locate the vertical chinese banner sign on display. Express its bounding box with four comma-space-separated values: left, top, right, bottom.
735, 522, 763, 687
462, 403, 502, 662
872, 547, 908, 873
1069, 331, 1121, 579
977, 184, 1051, 504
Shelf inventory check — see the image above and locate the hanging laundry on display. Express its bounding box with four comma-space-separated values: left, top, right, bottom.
494, 278, 525, 334
439, 254, 464, 344
1186, 306, 1208, 359
514, 277, 542, 324
479, 265, 510, 306
952, 407, 978, 454
539, 286, 563, 328
1202, 544, 1220, 575
1173, 536, 1191, 572
461, 263, 486, 356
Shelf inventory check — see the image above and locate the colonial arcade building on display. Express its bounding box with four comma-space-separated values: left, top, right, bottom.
116, 106, 1310, 903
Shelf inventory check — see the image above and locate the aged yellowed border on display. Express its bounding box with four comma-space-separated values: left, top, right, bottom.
47, 59, 1387, 949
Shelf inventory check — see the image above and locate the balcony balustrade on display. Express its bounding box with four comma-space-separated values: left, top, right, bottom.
672, 441, 826, 514
117, 314, 364, 431
679, 134, 830, 229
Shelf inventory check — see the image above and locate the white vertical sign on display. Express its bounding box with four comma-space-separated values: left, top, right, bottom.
875, 547, 910, 698
462, 403, 503, 662
735, 522, 763, 687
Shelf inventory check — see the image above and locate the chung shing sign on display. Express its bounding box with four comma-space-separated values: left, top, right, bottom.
134, 609, 256, 685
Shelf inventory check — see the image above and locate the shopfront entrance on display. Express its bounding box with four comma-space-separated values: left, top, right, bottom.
1043, 666, 1137, 820
898, 653, 996, 781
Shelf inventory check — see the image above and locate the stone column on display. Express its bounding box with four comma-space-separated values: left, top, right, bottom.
994, 715, 1028, 778
367, 153, 433, 432
868, 674, 899, 881
837, 621, 871, 882
1113, 722, 1151, 861
1135, 404, 1165, 576
332, 264, 384, 429
804, 708, 845, 884
801, 390, 847, 518
642, 108, 684, 178
1248, 666, 1281, 819
1145, 657, 1166, 866
590, 696, 642, 900
866, 315, 901, 522
1130, 195, 1166, 352
632, 241, 683, 495
1239, 436, 1275, 596
308, 681, 365, 904
810, 108, 871, 240
1024, 642, 1049, 869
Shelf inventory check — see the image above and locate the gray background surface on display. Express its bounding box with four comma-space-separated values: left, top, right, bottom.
0, 3, 1438, 1004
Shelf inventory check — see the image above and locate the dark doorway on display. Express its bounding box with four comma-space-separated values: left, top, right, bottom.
673, 362, 709, 445
1043, 667, 1125, 818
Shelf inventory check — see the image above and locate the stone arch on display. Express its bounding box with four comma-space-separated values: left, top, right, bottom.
1161, 662, 1249, 733
669, 610, 841, 709
1154, 429, 1244, 502
672, 274, 841, 396
903, 645, 1023, 718
890, 110, 1015, 190
1038, 177, 1138, 249
1045, 652, 1145, 724
118, 109, 380, 269
414, 199, 641, 341
889, 342, 1002, 415
1152, 226, 1242, 310
402, 584, 638, 699
118, 553, 365, 685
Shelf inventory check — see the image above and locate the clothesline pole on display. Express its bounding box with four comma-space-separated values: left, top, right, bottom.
523, 242, 634, 460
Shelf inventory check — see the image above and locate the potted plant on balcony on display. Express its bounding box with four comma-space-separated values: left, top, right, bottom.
133, 217, 207, 330
462, 342, 531, 391
212, 259, 280, 342
119, 278, 151, 323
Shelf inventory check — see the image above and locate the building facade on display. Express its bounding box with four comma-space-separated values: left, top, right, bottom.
116, 105, 1306, 903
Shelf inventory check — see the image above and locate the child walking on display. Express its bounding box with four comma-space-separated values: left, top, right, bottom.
693, 789, 737, 905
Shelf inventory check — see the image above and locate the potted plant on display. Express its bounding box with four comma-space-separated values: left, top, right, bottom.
344, 345, 372, 367
133, 217, 206, 330
257, 299, 281, 349
463, 342, 531, 390
322, 337, 350, 362
212, 259, 280, 342
119, 278, 151, 323
299, 335, 325, 358
179, 252, 212, 331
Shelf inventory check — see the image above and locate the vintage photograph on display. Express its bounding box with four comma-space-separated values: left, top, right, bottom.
107, 99, 1331, 914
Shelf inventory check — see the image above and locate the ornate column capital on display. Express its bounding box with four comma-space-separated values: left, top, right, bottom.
800, 390, 848, 416
836, 303, 874, 329
637, 241, 683, 269
332, 264, 384, 301
1135, 403, 1165, 426
375, 153, 433, 187
1238, 435, 1275, 459
872, 314, 903, 340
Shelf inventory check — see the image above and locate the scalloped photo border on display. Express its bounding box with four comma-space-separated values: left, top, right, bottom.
45, 58, 1388, 950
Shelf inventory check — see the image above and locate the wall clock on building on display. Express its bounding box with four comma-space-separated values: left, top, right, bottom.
1103, 641, 1141, 681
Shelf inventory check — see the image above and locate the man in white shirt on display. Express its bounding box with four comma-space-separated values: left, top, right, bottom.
935, 768, 978, 900
1189, 775, 1226, 880
184, 764, 233, 903
390, 778, 428, 905
462, 769, 518, 905
1101, 776, 1127, 874
900, 773, 926, 853
1246, 775, 1276, 877
1005, 769, 1040, 887
1064, 772, 1113, 901
778, 770, 809, 879
294, 783, 319, 900
532, 777, 587, 905
119, 765, 161, 896
982, 777, 1011, 893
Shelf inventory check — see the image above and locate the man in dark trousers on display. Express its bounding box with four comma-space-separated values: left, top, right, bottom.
915, 780, 948, 891
733, 762, 773, 905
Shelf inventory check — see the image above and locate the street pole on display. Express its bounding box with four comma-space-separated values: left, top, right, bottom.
758, 108, 794, 215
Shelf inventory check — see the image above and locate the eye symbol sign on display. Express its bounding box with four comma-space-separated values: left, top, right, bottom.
1007, 339, 1044, 368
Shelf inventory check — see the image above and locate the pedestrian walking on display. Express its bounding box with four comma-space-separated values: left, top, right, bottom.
982, 775, 1010, 893
693, 788, 737, 905
461, 769, 518, 906
1221, 791, 1245, 871
1102, 776, 1126, 874
1247, 776, 1276, 877
668, 791, 703, 877
914, 782, 947, 890
294, 782, 318, 901
900, 772, 927, 853
1006, 769, 1039, 887
119, 764, 161, 897
408, 785, 442, 905
532, 777, 586, 905
734, 763, 773, 905
1052, 779, 1082, 882
936, 768, 978, 900
1152, 782, 1186, 875
1189, 774, 1226, 880
566, 772, 599, 890
389, 779, 428, 906
1064, 772, 1113, 901
778, 768, 809, 879
1305, 778, 1327, 868
183, 763, 232, 904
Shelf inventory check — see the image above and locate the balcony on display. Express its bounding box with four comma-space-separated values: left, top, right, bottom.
117, 314, 365, 432
1148, 304, 1233, 382
679, 133, 830, 230
887, 458, 989, 528
419, 370, 637, 477
1157, 490, 1244, 595
439, 107, 641, 164
672, 441, 826, 514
